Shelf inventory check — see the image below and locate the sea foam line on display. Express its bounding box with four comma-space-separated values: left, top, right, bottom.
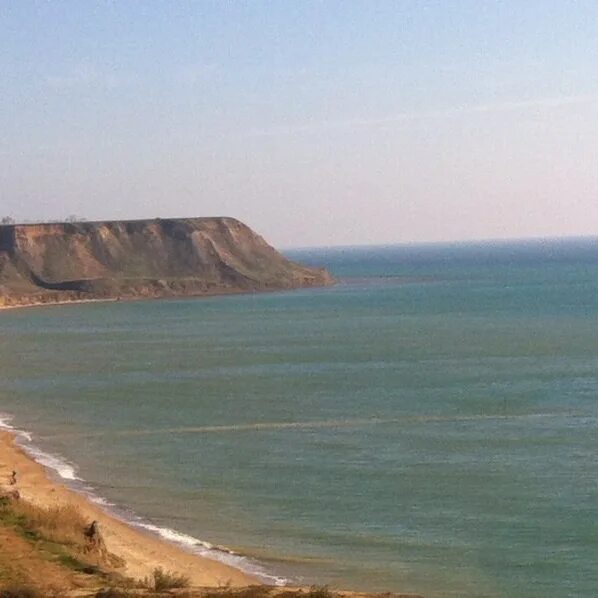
0, 413, 287, 586
37, 411, 584, 440
0, 413, 81, 480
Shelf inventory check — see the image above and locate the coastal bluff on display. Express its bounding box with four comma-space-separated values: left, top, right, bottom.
0, 217, 334, 308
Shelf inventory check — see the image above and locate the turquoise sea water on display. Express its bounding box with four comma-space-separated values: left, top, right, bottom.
2, 239, 598, 596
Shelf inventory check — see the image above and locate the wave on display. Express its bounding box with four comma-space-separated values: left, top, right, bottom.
133, 522, 285, 585
0, 413, 287, 586
0, 413, 81, 480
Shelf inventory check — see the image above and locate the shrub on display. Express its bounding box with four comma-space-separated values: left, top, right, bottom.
0, 586, 39, 598
145, 567, 190, 591
94, 589, 134, 598
202, 588, 270, 598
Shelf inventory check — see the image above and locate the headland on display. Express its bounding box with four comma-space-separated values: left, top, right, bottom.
0, 217, 334, 309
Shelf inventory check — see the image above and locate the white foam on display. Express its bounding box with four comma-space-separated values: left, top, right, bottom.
135, 521, 286, 585
22, 443, 81, 481
137, 521, 214, 549
0, 413, 32, 443
0, 412, 287, 586
0, 413, 81, 480
0, 413, 16, 432
85, 491, 115, 507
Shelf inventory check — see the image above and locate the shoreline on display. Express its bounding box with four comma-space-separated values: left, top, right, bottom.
0, 425, 265, 589
0, 282, 335, 313
0, 297, 120, 311
0, 422, 422, 598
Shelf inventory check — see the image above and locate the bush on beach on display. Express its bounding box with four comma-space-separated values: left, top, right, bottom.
0, 586, 40, 598
144, 567, 190, 591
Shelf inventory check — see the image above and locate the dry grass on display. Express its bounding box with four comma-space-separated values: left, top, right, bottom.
302, 588, 333, 598
94, 590, 136, 598
0, 496, 122, 595
0, 586, 40, 598
144, 567, 190, 591
7, 500, 88, 548
200, 589, 268, 598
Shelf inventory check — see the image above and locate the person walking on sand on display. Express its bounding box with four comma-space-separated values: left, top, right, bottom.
9, 470, 17, 485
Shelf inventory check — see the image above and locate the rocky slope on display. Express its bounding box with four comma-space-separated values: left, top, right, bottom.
0, 217, 333, 307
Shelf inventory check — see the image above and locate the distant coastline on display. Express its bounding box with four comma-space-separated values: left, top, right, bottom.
0, 283, 325, 312
0, 297, 119, 311
0, 217, 334, 309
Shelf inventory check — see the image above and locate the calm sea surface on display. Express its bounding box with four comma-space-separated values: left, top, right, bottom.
2, 240, 598, 596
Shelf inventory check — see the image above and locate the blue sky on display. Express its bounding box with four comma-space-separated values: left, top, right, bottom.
2, 1, 598, 247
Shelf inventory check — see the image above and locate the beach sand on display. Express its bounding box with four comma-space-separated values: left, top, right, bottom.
0, 429, 258, 588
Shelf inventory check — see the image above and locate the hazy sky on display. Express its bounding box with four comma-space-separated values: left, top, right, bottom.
2, 1, 598, 247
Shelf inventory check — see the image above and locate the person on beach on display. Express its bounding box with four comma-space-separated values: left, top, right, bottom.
9, 470, 17, 485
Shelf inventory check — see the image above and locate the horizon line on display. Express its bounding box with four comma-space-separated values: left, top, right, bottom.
282, 233, 598, 252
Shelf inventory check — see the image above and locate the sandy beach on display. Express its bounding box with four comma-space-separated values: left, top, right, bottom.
0, 429, 257, 588
0, 298, 119, 311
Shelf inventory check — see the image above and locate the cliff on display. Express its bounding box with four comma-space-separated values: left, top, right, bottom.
0, 217, 334, 307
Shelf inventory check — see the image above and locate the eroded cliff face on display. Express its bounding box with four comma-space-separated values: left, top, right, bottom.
0, 218, 334, 307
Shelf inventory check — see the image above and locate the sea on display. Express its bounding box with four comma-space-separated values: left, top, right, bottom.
2, 239, 598, 597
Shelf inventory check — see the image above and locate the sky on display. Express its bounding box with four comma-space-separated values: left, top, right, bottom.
2, 1, 598, 248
